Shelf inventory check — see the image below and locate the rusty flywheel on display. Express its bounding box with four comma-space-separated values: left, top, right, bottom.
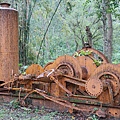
43, 62, 54, 71
88, 63, 120, 104
73, 47, 109, 80
85, 78, 103, 97
52, 55, 82, 79
90, 64, 120, 96
50, 55, 82, 96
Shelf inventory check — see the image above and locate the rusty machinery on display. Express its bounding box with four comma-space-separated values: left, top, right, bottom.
0, 2, 120, 119
1, 48, 120, 118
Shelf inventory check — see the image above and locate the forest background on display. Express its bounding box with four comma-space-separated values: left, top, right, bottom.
0, 0, 120, 68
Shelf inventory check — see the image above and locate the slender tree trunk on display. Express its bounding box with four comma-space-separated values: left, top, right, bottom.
102, 0, 113, 62
17, 0, 37, 65
102, 0, 108, 57
107, 13, 113, 62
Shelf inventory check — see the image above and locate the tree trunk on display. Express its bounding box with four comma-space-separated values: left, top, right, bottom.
106, 10, 113, 62
102, 0, 113, 62
17, 0, 37, 65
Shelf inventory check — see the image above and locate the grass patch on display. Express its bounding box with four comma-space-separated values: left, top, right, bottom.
0, 109, 7, 119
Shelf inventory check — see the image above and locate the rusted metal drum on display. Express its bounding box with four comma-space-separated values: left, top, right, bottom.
0, 3, 19, 82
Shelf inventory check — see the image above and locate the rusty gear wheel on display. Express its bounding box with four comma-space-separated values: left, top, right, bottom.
51, 55, 82, 96
85, 78, 103, 97
56, 62, 74, 77
43, 62, 53, 71
90, 64, 120, 97
89, 64, 120, 104
52, 55, 82, 79
98, 72, 119, 97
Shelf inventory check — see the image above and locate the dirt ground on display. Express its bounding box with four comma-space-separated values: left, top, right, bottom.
0, 101, 85, 120
0, 101, 119, 120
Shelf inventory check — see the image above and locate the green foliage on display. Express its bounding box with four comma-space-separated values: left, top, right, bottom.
87, 114, 99, 120
93, 59, 101, 67
19, 65, 28, 74
41, 111, 58, 120
80, 50, 92, 56
19, 63, 23, 67
74, 50, 102, 66
74, 50, 92, 57
66, 0, 75, 13
109, 0, 119, 13
7, 0, 120, 66
10, 99, 20, 109
0, 110, 6, 119
27, 45, 37, 64
83, 0, 92, 10
94, 0, 120, 18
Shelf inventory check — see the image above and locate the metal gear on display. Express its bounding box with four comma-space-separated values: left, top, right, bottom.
91, 64, 120, 97
43, 62, 53, 71
47, 55, 82, 96
85, 78, 103, 97
52, 55, 82, 79
98, 72, 119, 96
89, 64, 120, 104
56, 63, 74, 77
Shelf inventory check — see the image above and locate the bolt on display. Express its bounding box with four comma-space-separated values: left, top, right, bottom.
92, 85, 95, 89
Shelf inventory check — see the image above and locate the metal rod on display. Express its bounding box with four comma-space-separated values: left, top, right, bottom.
63, 75, 87, 83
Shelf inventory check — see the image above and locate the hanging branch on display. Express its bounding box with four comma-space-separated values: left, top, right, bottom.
36, 0, 62, 63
